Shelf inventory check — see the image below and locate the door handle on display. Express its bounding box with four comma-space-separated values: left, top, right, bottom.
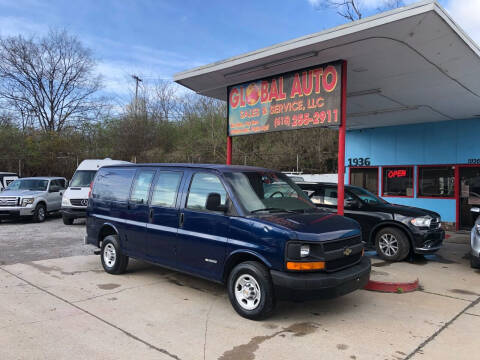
179, 212, 184, 228
149, 208, 154, 223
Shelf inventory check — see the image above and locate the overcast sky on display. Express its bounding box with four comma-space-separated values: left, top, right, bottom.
0, 0, 478, 101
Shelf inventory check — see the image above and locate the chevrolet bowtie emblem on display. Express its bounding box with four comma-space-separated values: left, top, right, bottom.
343, 248, 352, 256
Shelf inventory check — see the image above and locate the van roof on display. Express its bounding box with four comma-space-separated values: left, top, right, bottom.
101, 163, 272, 172
77, 159, 130, 170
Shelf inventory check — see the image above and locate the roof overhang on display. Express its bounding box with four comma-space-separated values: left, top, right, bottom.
174, 1, 480, 130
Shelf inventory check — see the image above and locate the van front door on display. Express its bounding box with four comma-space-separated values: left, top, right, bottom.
146, 170, 184, 267
177, 172, 230, 281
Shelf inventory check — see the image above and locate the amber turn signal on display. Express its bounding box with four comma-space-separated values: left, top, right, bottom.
287, 261, 325, 271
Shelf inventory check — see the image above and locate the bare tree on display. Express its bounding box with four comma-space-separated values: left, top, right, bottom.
152, 80, 180, 122
0, 30, 102, 132
317, 0, 405, 21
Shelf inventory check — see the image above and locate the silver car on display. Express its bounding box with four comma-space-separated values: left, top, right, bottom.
0, 177, 66, 223
470, 208, 480, 268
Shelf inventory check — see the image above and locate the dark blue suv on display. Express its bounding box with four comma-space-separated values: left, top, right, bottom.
85, 164, 371, 319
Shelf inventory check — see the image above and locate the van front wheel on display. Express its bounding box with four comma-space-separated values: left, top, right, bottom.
101, 235, 129, 274
227, 261, 276, 320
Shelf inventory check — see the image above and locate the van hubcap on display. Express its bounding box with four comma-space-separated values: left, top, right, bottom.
234, 274, 261, 310
379, 234, 399, 256
103, 243, 116, 267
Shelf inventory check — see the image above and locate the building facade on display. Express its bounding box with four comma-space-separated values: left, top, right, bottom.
346, 118, 480, 230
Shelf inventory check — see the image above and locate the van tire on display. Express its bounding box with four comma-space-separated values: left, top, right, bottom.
375, 227, 410, 262
227, 261, 276, 320
101, 235, 129, 274
33, 203, 46, 223
62, 216, 74, 225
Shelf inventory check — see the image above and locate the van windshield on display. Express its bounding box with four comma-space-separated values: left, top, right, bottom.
70, 170, 97, 187
223, 171, 316, 214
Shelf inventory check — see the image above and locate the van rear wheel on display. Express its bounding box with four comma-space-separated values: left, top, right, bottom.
101, 235, 129, 274
227, 261, 276, 320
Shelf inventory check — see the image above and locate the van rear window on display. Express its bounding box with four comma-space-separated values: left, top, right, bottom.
92, 168, 136, 202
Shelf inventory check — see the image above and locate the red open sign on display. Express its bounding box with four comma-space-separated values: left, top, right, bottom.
387, 169, 407, 178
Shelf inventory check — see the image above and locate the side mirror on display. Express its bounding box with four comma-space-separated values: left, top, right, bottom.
49, 185, 60, 193
205, 193, 227, 212
471, 207, 480, 213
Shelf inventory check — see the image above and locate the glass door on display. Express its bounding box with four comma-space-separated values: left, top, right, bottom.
459, 166, 480, 229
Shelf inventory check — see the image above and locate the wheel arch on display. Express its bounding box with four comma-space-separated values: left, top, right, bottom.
98, 222, 120, 248
223, 250, 272, 284
35, 200, 47, 209
369, 221, 414, 248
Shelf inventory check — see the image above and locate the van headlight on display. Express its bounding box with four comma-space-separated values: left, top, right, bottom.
62, 197, 70, 206
22, 198, 34, 207
300, 244, 310, 258
410, 217, 431, 227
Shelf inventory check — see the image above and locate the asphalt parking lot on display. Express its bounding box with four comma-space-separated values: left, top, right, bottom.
1, 218, 479, 360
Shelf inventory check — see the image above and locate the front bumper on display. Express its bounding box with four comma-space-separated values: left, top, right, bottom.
270, 257, 371, 301
412, 228, 445, 254
0, 206, 35, 217
61, 206, 86, 219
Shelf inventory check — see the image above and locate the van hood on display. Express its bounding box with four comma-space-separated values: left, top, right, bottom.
254, 211, 361, 242
0, 189, 44, 197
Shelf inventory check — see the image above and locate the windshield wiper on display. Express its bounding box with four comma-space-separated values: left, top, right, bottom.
250, 207, 296, 214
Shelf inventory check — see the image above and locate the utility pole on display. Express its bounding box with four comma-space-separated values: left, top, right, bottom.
131, 75, 143, 113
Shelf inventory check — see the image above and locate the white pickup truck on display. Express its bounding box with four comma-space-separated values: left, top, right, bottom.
0, 177, 66, 222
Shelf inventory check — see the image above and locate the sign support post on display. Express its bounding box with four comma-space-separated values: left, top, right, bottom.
337, 60, 347, 215
226, 136, 232, 165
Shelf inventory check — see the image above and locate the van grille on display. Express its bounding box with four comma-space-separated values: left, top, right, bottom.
0, 197, 19, 206
325, 252, 362, 272
70, 199, 88, 207
323, 236, 362, 252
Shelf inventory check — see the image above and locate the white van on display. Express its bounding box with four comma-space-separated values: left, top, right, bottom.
0, 172, 18, 191
61, 159, 129, 225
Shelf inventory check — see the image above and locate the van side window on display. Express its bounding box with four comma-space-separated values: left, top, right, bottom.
186, 172, 227, 211
130, 170, 156, 204
93, 168, 136, 202
151, 171, 182, 207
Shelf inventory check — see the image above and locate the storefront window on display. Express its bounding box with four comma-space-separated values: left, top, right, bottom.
350, 167, 378, 194
418, 166, 454, 198
382, 167, 414, 197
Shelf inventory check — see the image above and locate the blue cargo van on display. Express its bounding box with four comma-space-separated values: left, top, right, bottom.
85, 164, 370, 319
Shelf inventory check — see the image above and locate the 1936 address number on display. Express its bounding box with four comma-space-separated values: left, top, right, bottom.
348, 158, 371, 166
